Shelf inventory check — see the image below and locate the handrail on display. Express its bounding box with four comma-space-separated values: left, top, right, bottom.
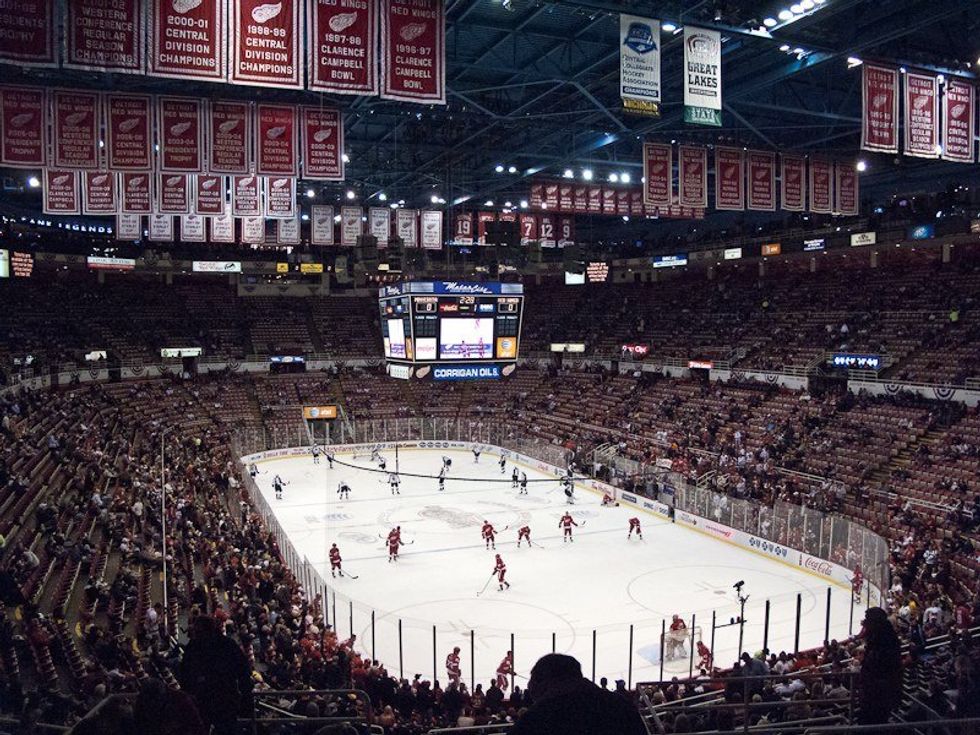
803, 719, 980, 734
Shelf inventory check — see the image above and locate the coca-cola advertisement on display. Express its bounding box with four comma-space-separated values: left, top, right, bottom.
65, 0, 144, 73
120, 173, 153, 214
942, 80, 975, 164
861, 64, 899, 154
309, 0, 378, 95
43, 170, 80, 215
256, 104, 298, 176
747, 150, 775, 211
301, 107, 344, 180
158, 174, 191, 214
181, 214, 206, 242
232, 175, 261, 216
904, 72, 938, 159
380, 0, 445, 104
158, 97, 205, 173
809, 158, 832, 214
678, 145, 707, 208
643, 142, 672, 207
195, 174, 226, 215
714, 147, 743, 211
0, 0, 56, 67
149, 0, 227, 81
264, 176, 296, 218
53, 91, 100, 170
780, 154, 805, 212
106, 94, 153, 171
0, 87, 46, 168
209, 100, 252, 174
83, 171, 116, 215
230, 0, 302, 88
835, 162, 859, 216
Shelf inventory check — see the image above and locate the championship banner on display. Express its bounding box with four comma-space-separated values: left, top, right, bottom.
861, 64, 899, 154
809, 158, 833, 214
116, 213, 142, 241
780, 153, 805, 212
0, 87, 46, 168
904, 72, 939, 159
195, 175, 226, 215
519, 214, 537, 245
544, 183, 559, 211
43, 170, 80, 215
396, 208, 417, 247
210, 213, 235, 243
942, 80, 975, 163
538, 214, 556, 247
242, 215, 265, 243
587, 186, 602, 213
209, 100, 252, 174
601, 188, 616, 215
454, 212, 473, 243
52, 91, 100, 170
714, 147, 743, 211
558, 184, 573, 212
558, 216, 575, 247
301, 107, 344, 180
232, 175, 261, 216
265, 177, 296, 218
158, 174, 191, 214
573, 186, 587, 213
181, 214, 206, 242
619, 15, 661, 117
312, 205, 335, 245
0, 0, 56, 67
230, 0, 302, 88
106, 94, 153, 171
380, 0, 446, 104
277, 216, 301, 245
309, 0, 378, 95
835, 163, 859, 216
616, 189, 630, 215
683, 27, 721, 126
149, 214, 175, 241
340, 205, 363, 246
369, 207, 391, 246
477, 211, 495, 245
149, 0, 226, 80
630, 190, 644, 216
678, 145, 707, 208
82, 172, 116, 215
420, 210, 443, 249
120, 173, 153, 214
527, 182, 542, 209
158, 97, 205, 172
256, 104, 298, 176
643, 142, 672, 207
65, 0, 144, 73
747, 150, 776, 211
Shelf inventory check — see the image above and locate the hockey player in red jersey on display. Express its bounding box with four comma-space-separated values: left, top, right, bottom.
558, 512, 578, 542
387, 526, 403, 563
482, 520, 497, 550
851, 563, 864, 600
697, 641, 713, 672
446, 646, 462, 685
329, 543, 343, 577
495, 650, 514, 690
493, 554, 510, 591
628, 517, 643, 540
516, 525, 531, 548
602, 492, 617, 506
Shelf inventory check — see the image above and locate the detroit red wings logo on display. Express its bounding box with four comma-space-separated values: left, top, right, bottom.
400, 22, 427, 41
252, 2, 282, 24
330, 12, 358, 32
173, 0, 203, 12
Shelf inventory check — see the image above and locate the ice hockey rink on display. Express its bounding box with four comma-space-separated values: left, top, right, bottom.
251, 447, 859, 686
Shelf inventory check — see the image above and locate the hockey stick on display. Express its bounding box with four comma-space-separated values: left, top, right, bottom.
341, 570, 359, 580
476, 573, 496, 597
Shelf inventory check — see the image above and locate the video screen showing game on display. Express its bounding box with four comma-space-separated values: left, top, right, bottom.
438, 317, 494, 360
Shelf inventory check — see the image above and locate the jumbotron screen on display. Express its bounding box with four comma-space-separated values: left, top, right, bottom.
378, 282, 524, 371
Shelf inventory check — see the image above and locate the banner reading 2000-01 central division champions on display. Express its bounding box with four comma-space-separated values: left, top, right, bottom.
149, 0, 227, 81
381, 0, 446, 104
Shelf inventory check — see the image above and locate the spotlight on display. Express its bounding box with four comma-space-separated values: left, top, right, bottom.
563, 168, 574, 179
763, 17, 777, 27
306, 188, 316, 199
346, 190, 356, 200
778, 9, 793, 20
856, 160, 867, 172
519, 200, 528, 209
431, 194, 440, 203
342, 153, 350, 163
847, 57, 863, 68
507, 165, 517, 173
620, 173, 631, 184
28, 176, 40, 188
662, 22, 677, 32
608, 173, 619, 183
582, 169, 593, 181
495, 164, 504, 173
484, 200, 494, 206
379, 192, 388, 201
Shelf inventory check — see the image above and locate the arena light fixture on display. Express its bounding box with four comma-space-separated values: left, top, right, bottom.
306, 188, 316, 199
495, 164, 504, 173
847, 57, 863, 68
856, 160, 867, 172
342, 154, 350, 163
28, 176, 40, 188
484, 200, 494, 206
504, 201, 513, 208
582, 168, 593, 181
763, 17, 777, 27
430, 194, 440, 203
778, 9, 793, 20
379, 193, 388, 201
301, 213, 310, 221
790, 3, 802, 13
801, 0, 814, 8
508, 165, 517, 173
389, 202, 399, 209
519, 200, 528, 209
563, 168, 574, 179
346, 190, 356, 200
608, 173, 619, 183
779, 44, 791, 52
620, 172, 631, 184
662, 22, 677, 32
333, 214, 342, 223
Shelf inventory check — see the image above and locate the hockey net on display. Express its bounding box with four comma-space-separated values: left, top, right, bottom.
660, 625, 704, 666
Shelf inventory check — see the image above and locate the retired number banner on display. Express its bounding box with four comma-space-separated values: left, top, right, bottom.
312, 205, 336, 245
209, 100, 252, 174
0, 0, 56, 66
835, 162, 859, 216
231, 0, 302, 88
454, 212, 473, 243
643, 142, 672, 207
477, 211, 495, 245
195, 174, 226, 215
106, 94, 153, 171
256, 104, 298, 176
420, 210, 442, 249
519, 214, 536, 245
904, 72, 938, 159
65, 0, 144, 73
309, 0, 378, 95
678, 145, 707, 208
1, 87, 46, 168
83, 172, 116, 215
780, 154, 805, 212
120, 173, 153, 214
861, 64, 899, 154
714, 147, 743, 211
265, 177, 296, 218
809, 158, 833, 214
232, 175, 261, 216
44, 170, 80, 215
159, 174, 191, 214
149, 0, 227, 81
747, 151, 776, 211
396, 208, 417, 247
302, 107, 344, 180
159, 97, 205, 173
381, 0, 446, 104
53, 91, 100, 170
942, 80, 975, 163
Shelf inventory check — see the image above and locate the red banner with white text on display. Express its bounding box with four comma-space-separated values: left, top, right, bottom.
65, 0, 144, 73
835, 163, 859, 216
809, 158, 833, 214
265, 177, 296, 218
678, 145, 707, 208
747, 150, 776, 211
120, 173, 153, 214
643, 142, 672, 207
942, 80, 975, 163
195, 174, 226, 215
44, 170, 80, 215
558, 216, 575, 247
106, 94, 153, 171
538, 214, 556, 247
83, 172, 117, 215
0, 0, 56, 67
159, 97, 205, 173
149, 0, 227, 81
544, 183, 559, 210
559, 184, 573, 212
380, 0, 446, 104
861, 64, 899, 154
454, 212, 473, 243
158, 174, 191, 214
573, 186, 587, 213
0, 87, 46, 168
209, 100, 252, 174
714, 147, 743, 211
230, 0, 302, 88
780, 154, 805, 212
904, 72, 938, 159
232, 175, 261, 216
587, 186, 601, 213
302, 107, 345, 180
601, 187, 616, 215
309, 0, 379, 95
53, 91, 100, 170
519, 214, 537, 245
256, 104, 298, 176
477, 211, 495, 245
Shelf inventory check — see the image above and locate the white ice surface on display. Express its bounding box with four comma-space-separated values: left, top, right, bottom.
254, 448, 859, 686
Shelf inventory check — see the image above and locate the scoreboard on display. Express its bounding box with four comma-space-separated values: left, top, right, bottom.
379, 282, 524, 377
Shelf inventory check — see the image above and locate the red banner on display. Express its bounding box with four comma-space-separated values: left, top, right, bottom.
538, 214, 556, 246
630, 190, 644, 216
53, 91, 100, 170
904, 72, 938, 158
573, 186, 587, 213
942, 80, 975, 163
558, 184, 573, 212
195, 174, 226, 215
780, 154, 805, 212
158, 97, 205, 173
809, 158, 832, 214
106, 94, 153, 171
861, 64, 899, 154
232, 175, 261, 216
82, 172, 116, 215
309, 0, 378, 95
43, 170, 80, 215
158, 174, 191, 214
477, 211, 495, 245
519, 214, 537, 244
381, 0, 445, 104
65, 0, 144, 73
302, 107, 344, 180
256, 104, 298, 176
120, 173, 152, 214
747, 150, 775, 211
835, 163, 859, 216
558, 216, 574, 246
587, 186, 601, 213
230, 0, 302, 88
643, 142, 672, 207
544, 183, 559, 210
454, 212, 473, 243
601, 187, 616, 215
714, 147, 743, 211
678, 145, 707, 208
616, 189, 630, 216
265, 176, 296, 218
209, 100, 251, 174
149, 0, 226, 80
0, 0, 56, 67
529, 183, 543, 209
0, 87, 46, 168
